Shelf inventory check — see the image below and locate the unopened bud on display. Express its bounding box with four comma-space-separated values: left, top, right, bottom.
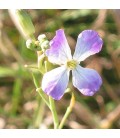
26, 39, 41, 51
26, 39, 35, 50
15, 9, 35, 38
41, 40, 49, 51
38, 34, 47, 44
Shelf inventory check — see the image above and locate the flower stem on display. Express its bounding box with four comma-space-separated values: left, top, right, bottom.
58, 93, 75, 129
36, 88, 50, 108
49, 96, 59, 129
32, 72, 50, 108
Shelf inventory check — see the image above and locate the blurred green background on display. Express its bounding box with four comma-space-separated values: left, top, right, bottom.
0, 9, 120, 129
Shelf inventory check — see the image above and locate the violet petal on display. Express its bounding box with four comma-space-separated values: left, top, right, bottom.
72, 65, 102, 96
42, 66, 70, 100
73, 30, 103, 62
46, 29, 72, 65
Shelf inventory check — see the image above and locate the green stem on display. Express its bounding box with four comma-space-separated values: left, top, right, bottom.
32, 72, 50, 128
36, 88, 50, 108
49, 96, 59, 129
58, 93, 75, 129
32, 72, 50, 108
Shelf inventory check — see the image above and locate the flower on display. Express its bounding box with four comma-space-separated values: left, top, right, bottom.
42, 29, 103, 100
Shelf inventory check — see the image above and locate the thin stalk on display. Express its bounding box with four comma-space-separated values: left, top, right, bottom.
49, 96, 59, 129
58, 93, 75, 129
32, 72, 50, 108
36, 88, 50, 108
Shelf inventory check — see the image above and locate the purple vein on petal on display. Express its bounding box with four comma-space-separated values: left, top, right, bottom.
42, 66, 70, 100
72, 65, 102, 96
46, 29, 72, 65
73, 30, 103, 62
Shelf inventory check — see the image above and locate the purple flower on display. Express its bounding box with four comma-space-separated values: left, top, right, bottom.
42, 29, 103, 100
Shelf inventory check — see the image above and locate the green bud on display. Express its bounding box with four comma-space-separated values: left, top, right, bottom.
26, 39, 32, 48
41, 40, 50, 51
38, 34, 47, 44
16, 9, 35, 38
26, 39, 41, 51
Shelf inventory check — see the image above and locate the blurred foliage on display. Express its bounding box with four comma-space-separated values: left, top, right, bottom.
0, 9, 120, 129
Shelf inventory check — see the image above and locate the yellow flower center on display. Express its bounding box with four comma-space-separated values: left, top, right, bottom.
66, 60, 77, 70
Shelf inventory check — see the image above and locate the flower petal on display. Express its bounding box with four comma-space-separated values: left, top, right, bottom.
42, 66, 70, 100
46, 29, 72, 65
73, 30, 103, 62
72, 65, 102, 96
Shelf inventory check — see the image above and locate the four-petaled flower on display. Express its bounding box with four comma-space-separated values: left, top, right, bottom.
42, 29, 103, 100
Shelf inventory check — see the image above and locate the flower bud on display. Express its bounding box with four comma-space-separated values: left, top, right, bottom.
41, 40, 50, 51
15, 9, 35, 38
38, 34, 47, 44
26, 39, 41, 51
26, 39, 34, 49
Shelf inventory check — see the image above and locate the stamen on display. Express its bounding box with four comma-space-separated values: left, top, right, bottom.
66, 60, 77, 70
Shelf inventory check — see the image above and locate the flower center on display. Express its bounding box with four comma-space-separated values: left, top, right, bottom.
66, 60, 77, 70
